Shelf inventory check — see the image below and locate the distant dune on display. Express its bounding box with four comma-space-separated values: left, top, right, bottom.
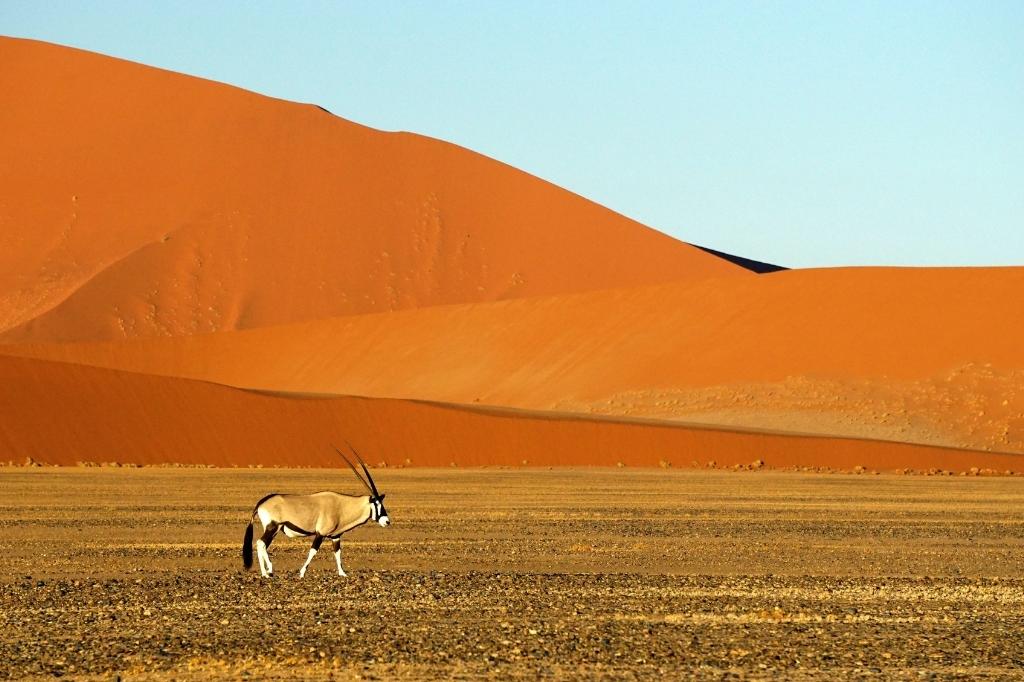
0, 36, 743, 344
1, 37, 1020, 470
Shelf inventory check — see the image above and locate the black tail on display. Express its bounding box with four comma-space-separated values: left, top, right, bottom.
242, 521, 254, 570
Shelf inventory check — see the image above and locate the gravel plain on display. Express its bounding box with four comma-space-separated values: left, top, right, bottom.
1, 467, 1023, 679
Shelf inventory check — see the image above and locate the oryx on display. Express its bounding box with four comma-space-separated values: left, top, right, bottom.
242, 444, 390, 578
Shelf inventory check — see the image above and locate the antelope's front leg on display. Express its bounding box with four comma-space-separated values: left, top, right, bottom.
332, 538, 347, 577
299, 534, 324, 578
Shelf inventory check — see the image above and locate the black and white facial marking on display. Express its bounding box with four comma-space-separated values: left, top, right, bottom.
370, 494, 390, 527
333, 442, 390, 528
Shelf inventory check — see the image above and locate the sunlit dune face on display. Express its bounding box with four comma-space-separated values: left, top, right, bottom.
0, 37, 745, 345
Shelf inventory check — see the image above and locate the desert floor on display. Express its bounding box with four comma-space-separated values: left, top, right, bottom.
1, 468, 1022, 680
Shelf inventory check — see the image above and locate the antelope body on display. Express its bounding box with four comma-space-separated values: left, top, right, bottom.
242, 445, 390, 578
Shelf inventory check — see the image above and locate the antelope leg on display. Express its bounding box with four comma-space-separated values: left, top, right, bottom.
257, 523, 278, 578
332, 538, 347, 577
299, 534, 324, 578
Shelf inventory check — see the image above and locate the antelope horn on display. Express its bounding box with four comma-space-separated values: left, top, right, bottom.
332, 445, 373, 494
344, 440, 380, 497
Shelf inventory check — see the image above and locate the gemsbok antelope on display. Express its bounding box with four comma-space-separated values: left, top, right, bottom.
242, 444, 390, 578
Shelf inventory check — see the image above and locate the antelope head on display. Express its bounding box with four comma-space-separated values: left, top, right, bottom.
334, 443, 390, 527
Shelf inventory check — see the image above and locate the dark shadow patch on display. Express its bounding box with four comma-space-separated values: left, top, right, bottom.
692, 244, 787, 274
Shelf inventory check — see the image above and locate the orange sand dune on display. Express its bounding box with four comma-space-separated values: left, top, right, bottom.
1, 354, 1019, 473
3, 38, 1020, 469
6, 266, 1023, 453
0, 37, 744, 344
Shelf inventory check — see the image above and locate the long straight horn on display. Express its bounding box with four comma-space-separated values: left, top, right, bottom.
344, 440, 380, 497
332, 445, 373, 494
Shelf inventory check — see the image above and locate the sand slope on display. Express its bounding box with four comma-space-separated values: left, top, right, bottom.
3, 37, 1020, 469
5, 266, 1023, 453
1, 354, 1018, 472
0, 37, 743, 344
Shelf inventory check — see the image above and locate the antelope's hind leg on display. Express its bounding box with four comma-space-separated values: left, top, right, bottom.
299, 534, 324, 578
256, 523, 279, 578
332, 538, 348, 577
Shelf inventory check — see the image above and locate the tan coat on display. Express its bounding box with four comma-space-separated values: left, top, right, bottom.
258, 492, 372, 538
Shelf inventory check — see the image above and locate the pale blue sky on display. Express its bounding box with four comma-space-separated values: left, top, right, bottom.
3, 1, 1022, 267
